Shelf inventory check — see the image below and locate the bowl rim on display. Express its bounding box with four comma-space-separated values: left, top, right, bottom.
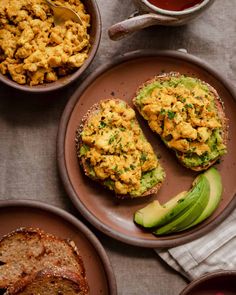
0, 199, 117, 295
179, 270, 236, 294
142, 0, 212, 16
57, 49, 236, 248
0, 0, 102, 93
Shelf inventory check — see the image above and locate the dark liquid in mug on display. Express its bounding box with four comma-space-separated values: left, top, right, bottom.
147, 0, 204, 11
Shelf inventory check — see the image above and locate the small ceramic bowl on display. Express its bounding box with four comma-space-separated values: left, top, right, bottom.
180, 271, 236, 295
0, 0, 101, 93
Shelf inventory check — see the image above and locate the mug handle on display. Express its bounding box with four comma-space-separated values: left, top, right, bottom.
108, 13, 178, 41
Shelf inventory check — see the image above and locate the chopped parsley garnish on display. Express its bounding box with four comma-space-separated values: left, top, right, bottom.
109, 136, 115, 144
185, 103, 193, 109
200, 153, 209, 162
99, 121, 107, 128
130, 164, 136, 170
160, 109, 166, 115
140, 152, 147, 163
167, 111, 176, 119
109, 133, 118, 144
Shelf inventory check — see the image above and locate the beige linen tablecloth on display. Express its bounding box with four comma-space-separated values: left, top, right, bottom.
1, 1, 236, 294
156, 208, 236, 280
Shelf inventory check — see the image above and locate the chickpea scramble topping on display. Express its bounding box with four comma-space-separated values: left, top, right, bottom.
135, 74, 227, 168
78, 100, 165, 197
0, 0, 90, 86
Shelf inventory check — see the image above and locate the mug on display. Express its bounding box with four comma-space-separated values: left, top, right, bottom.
108, 0, 215, 40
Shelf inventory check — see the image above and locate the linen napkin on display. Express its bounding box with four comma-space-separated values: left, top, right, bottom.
155, 208, 236, 280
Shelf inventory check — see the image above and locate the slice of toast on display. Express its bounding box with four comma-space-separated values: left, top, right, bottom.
0, 228, 87, 290
5, 268, 88, 295
133, 72, 228, 171
75, 98, 165, 198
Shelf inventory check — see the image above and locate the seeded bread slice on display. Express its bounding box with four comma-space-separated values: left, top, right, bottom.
5, 268, 89, 295
75, 98, 165, 198
0, 228, 87, 290
133, 72, 228, 171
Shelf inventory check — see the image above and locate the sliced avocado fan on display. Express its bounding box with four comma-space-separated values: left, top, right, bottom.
134, 167, 222, 235
154, 175, 210, 235
184, 167, 222, 229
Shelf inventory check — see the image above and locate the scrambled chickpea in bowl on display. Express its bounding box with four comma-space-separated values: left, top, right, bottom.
0, 0, 91, 86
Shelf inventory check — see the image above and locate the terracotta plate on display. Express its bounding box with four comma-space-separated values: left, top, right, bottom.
57, 50, 236, 248
0, 200, 117, 295
180, 271, 236, 295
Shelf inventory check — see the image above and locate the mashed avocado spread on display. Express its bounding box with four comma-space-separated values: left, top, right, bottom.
78, 99, 165, 197
134, 74, 227, 168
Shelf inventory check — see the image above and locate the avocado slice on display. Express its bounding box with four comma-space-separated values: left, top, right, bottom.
134, 174, 207, 228
153, 175, 210, 235
134, 191, 187, 228
184, 167, 222, 229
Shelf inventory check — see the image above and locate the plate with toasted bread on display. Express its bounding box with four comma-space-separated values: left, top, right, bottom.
57, 50, 236, 248
0, 200, 117, 295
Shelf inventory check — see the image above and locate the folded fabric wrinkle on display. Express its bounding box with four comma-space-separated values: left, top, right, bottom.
155, 208, 236, 280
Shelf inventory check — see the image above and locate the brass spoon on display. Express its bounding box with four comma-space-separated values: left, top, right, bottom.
44, 0, 83, 25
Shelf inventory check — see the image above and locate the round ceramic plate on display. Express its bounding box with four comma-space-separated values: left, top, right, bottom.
0, 200, 117, 295
180, 271, 236, 295
57, 50, 236, 248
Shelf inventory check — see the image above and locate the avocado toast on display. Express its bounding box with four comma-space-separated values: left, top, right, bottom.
76, 99, 165, 198
133, 72, 228, 171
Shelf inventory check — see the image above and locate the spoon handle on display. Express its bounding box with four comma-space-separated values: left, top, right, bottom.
44, 0, 56, 8
108, 13, 177, 41
44, 0, 83, 25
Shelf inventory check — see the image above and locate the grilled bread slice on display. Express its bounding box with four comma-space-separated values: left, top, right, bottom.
5, 268, 89, 295
0, 228, 87, 290
133, 72, 228, 171
76, 98, 165, 198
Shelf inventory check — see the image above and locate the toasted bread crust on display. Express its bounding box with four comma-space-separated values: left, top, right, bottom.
5, 268, 89, 295
133, 72, 228, 171
75, 98, 164, 198
0, 228, 87, 290
75, 101, 101, 180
